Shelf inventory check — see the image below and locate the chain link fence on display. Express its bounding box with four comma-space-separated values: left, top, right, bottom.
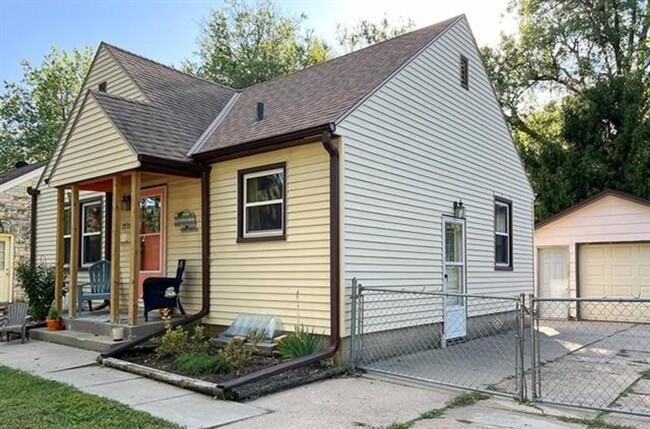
349, 279, 650, 417
531, 297, 650, 417
350, 279, 527, 399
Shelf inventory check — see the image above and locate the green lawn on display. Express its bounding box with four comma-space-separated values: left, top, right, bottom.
0, 365, 182, 429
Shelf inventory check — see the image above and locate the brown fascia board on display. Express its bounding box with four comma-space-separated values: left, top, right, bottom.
535, 189, 650, 230
191, 123, 335, 163
137, 154, 205, 177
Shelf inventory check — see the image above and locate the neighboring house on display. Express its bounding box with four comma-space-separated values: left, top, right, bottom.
34, 15, 534, 352
0, 161, 46, 302
535, 190, 650, 318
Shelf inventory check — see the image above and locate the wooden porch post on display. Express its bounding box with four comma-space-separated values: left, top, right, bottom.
54, 187, 65, 312
110, 176, 122, 323
128, 171, 141, 325
68, 185, 80, 317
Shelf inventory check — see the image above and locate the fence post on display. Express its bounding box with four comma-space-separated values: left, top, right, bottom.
349, 278, 358, 370
516, 293, 527, 402
528, 293, 540, 401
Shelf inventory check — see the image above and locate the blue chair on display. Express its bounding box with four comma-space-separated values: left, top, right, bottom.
78, 260, 111, 313
142, 259, 187, 322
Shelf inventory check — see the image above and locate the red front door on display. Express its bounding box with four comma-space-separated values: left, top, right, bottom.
138, 186, 166, 297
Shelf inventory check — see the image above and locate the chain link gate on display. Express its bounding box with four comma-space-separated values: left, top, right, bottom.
350, 279, 529, 401
529, 296, 650, 417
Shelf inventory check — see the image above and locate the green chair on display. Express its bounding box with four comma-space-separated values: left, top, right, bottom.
78, 260, 111, 312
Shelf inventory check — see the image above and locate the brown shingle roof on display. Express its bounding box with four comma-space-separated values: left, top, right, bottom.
193, 16, 459, 156
100, 43, 236, 161
0, 161, 46, 186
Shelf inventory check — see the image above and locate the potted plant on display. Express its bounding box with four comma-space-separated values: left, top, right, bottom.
46, 307, 63, 331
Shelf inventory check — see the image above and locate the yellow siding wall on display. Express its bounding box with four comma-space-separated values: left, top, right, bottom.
208, 142, 331, 332
117, 175, 203, 314
49, 96, 139, 187
43, 46, 146, 183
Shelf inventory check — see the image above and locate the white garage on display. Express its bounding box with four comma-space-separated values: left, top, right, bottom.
535, 190, 650, 320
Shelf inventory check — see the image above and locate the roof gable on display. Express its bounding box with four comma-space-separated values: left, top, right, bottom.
192, 16, 460, 157
0, 162, 46, 192
536, 190, 650, 230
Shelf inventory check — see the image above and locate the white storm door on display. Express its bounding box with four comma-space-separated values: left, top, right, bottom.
443, 218, 466, 340
538, 247, 569, 318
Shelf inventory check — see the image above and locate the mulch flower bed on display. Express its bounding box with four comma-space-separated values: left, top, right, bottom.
121, 347, 345, 400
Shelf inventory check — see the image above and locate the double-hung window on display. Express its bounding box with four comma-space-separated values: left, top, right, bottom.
494, 198, 512, 269
63, 199, 103, 266
238, 163, 286, 241
81, 201, 102, 266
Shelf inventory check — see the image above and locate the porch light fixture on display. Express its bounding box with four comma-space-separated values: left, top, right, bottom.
121, 196, 131, 211
453, 200, 465, 218
0, 220, 5, 233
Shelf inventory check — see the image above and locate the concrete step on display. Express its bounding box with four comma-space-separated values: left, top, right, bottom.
30, 328, 125, 353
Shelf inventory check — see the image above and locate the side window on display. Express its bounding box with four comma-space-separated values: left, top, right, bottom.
238, 163, 286, 241
81, 201, 102, 265
495, 198, 512, 269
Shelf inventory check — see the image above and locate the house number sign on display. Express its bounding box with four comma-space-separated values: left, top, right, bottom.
174, 210, 197, 232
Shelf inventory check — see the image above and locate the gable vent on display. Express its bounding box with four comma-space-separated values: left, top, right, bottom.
256, 101, 265, 121
98, 81, 107, 92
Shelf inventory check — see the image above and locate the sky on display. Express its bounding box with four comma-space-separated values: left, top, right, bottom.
0, 0, 515, 84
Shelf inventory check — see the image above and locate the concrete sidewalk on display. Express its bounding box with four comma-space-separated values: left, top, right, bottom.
2, 340, 649, 428
0, 340, 265, 428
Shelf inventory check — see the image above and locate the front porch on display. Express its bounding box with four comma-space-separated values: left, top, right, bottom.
51, 167, 206, 328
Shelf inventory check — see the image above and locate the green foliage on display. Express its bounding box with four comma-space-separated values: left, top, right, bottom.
445, 391, 489, 408
276, 325, 325, 359
482, 0, 650, 221
186, 0, 331, 89
0, 365, 181, 429
16, 261, 56, 321
47, 306, 60, 320
220, 338, 253, 374
152, 323, 209, 359
336, 15, 415, 53
419, 408, 443, 419
174, 352, 227, 376
0, 46, 92, 172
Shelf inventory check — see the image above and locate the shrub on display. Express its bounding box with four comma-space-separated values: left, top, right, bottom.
16, 261, 56, 321
47, 306, 60, 320
152, 323, 209, 359
220, 338, 253, 374
174, 352, 227, 375
276, 325, 325, 359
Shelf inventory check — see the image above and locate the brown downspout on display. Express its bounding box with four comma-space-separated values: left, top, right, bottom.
219, 126, 341, 391
100, 165, 212, 358
26, 186, 40, 268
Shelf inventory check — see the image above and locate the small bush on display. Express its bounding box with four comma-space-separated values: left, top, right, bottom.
47, 306, 60, 320
16, 261, 56, 321
221, 338, 252, 374
174, 352, 227, 375
276, 325, 325, 359
152, 323, 209, 359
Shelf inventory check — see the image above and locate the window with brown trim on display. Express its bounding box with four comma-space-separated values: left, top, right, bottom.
237, 163, 286, 242
495, 197, 513, 269
460, 55, 469, 90
63, 198, 104, 267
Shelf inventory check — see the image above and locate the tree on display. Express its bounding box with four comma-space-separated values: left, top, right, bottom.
482, 0, 650, 221
186, 0, 331, 89
0, 46, 92, 172
336, 16, 415, 53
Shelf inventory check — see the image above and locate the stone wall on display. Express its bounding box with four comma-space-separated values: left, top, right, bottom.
0, 175, 38, 301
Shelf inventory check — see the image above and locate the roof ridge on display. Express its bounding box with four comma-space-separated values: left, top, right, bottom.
240, 15, 462, 92
100, 42, 238, 93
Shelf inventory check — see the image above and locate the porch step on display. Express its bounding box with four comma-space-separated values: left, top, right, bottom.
62, 314, 170, 340
30, 328, 124, 353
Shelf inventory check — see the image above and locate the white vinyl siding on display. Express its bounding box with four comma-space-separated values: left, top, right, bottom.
42, 45, 146, 185
337, 17, 534, 335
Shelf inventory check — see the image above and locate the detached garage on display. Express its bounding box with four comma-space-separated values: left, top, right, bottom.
535, 190, 650, 319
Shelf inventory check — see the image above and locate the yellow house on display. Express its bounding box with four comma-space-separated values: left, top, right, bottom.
33, 15, 534, 371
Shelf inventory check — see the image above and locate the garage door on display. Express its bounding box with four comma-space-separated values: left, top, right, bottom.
579, 242, 650, 321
